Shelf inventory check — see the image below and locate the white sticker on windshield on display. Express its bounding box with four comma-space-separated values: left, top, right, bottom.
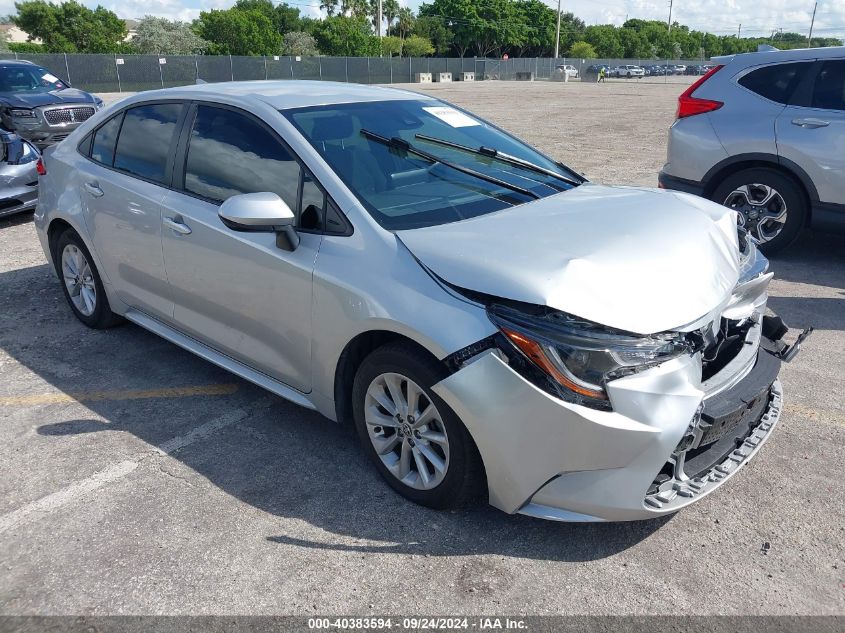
423, 106, 480, 128
42, 73, 60, 83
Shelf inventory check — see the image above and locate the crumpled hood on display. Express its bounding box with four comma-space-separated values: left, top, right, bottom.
397, 183, 740, 335
0, 88, 96, 109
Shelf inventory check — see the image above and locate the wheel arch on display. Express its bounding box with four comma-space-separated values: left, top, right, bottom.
333, 330, 443, 426
702, 154, 817, 226
46, 217, 78, 273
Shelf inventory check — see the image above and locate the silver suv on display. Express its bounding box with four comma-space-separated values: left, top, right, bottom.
659, 46, 845, 253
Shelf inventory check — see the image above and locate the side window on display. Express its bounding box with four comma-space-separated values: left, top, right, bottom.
738, 62, 810, 104
811, 60, 845, 111
113, 103, 182, 184
184, 105, 301, 212
90, 114, 122, 166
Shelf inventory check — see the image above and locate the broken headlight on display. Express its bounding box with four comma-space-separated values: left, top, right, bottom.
488, 304, 694, 409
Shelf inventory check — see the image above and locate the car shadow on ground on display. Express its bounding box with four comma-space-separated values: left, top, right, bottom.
3, 262, 670, 562
766, 231, 845, 332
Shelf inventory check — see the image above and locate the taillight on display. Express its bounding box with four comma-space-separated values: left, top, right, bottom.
36, 158, 46, 176
676, 64, 724, 119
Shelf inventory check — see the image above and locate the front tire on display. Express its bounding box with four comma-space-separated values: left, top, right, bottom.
55, 229, 123, 329
352, 343, 485, 510
710, 167, 807, 255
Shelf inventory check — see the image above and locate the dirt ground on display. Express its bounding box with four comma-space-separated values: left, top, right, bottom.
1, 80, 843, 617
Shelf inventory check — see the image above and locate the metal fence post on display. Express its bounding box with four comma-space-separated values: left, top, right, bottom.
158, 59, 164, 88
63, 53, 71, 84
264, 56, 268, 80
319, 56, 322, 79
195, 57, 199, 83
390, 57, 393, 84
229, 54, 234, 81
367, 57, 371, 84
114, 54, 121, 93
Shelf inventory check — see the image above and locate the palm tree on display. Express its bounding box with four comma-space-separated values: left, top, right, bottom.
383, 0, 400, 34
320, 0, 339, 17
396, 6, 414, 41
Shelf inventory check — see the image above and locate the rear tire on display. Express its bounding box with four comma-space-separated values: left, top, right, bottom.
54, 229, 123, 329
352, 342, 485, 510
710, 167, 807, 255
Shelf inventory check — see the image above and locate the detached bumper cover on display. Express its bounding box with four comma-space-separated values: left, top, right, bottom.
433, 338, 785, 522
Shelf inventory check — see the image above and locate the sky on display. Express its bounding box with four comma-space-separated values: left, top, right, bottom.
2, 0, 843, 39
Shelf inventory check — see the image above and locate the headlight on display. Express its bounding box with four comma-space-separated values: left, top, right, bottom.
10, 109, 36, 118
487, 304, 695, 409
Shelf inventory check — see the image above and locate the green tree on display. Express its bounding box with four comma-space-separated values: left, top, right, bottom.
282, 30, 318, 56
402, 34, 434, 56
583, 24, 622, 58
193, 8, 283, 55
568, 41, 596, 59
320, 0, 339, 17
13, 0, 126, 52
412, 15, 452, 55
381, 35, 402, 56
131, 16, 208, 55
312, 15, 380, 56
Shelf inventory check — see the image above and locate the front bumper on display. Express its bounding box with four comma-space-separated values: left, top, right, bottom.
0, 162, 39, 218
433, 319, 788, 522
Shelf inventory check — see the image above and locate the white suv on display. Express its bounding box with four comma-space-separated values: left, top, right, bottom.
615, 65, 645, 79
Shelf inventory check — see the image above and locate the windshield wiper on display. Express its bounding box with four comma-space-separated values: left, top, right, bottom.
359, 129, 539, 200
415, 133, 582, 189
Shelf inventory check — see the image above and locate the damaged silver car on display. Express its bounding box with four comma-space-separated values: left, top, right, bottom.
34, 82, 811, 521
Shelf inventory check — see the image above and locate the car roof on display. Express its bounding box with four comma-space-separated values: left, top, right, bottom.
0, 60, 37, 67
126, 80, 435, 111
713, 45, 845, 67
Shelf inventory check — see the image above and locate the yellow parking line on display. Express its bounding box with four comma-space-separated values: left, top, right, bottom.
0, 383, 239, 407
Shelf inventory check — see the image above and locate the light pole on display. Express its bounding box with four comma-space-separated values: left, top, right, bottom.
808, 2, 817, 48
378, 0, 383, 37
554, 0, 562, 60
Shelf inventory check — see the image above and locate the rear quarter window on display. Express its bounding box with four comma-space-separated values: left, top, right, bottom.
811, 60, 845, 111
738, 62, 811, 104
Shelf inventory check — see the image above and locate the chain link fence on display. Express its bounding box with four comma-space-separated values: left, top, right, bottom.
0, 52, 706, 93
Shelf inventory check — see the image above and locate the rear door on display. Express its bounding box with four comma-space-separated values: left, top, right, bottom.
159, 103, 323, 393
776, 58, 845, 205
78, 102, 185, 319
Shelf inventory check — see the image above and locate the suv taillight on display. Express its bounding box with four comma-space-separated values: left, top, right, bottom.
676, 64, 724, 119
36, 158, 46, 176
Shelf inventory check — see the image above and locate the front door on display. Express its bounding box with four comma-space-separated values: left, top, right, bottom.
160, 104, 321, 393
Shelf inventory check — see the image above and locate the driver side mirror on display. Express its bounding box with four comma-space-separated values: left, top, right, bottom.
218, 192, 300, 251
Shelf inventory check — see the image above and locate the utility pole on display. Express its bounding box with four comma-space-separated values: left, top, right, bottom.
377, 0, 383, 37
808, 2, 817, 48
554, 0, 562, 59
737, 23, 741, 38
667, 0, 673, 34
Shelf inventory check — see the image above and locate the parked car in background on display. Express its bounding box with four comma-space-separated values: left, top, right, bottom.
615, 64, 645, 78
35, 80, 806, 522
674, 65, 688, 75
659, 46, 845, 253
555, 64, 579, 78
645, 65, 667, 76
0, 60, 103, 149
0, 130, 40, 219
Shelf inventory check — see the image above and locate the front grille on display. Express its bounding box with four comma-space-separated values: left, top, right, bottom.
43, 107, 95, 126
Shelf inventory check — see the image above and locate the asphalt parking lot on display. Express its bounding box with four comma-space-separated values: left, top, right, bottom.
1, 80, 843, 616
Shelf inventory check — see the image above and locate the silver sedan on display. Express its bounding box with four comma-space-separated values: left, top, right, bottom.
34, 81, 808, 521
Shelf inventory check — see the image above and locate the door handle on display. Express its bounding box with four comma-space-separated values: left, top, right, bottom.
83, 181, 104, 197
163, 217, 192, 235
791, 118, 830, 129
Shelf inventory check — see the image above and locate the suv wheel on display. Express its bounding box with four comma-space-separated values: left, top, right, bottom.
352, 343, 485, 510
55, 229, 123, 328
711, 167, 806, 254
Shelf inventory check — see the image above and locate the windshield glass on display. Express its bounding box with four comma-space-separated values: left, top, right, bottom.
0, 65, 67, 93
283, 99, 580, 230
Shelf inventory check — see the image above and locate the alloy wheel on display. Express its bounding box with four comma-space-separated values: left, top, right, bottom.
364, 372, 450, 490
61, 244, 97, 316
723, 183, 788, 243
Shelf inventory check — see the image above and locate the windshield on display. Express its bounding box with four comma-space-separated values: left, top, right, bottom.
0, 65, 67, 93
283, 99, 580, 230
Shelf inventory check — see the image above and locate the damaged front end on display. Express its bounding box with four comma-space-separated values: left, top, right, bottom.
434, 234, 811, 520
